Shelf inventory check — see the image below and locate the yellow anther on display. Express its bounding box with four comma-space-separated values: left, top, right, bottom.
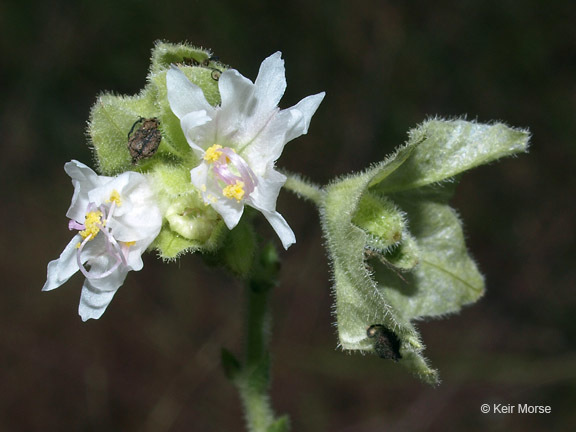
79, 210, 103, 241
204, 144, 223, 163
123, 241, 136, 247
107, 189, 122, 206
222, 181, 245, 202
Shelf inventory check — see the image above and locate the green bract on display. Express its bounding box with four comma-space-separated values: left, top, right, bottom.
321, 119, 529, 384
87, 42, 227, 259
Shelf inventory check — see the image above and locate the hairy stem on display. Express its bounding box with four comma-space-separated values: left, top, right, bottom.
224, 244, 289, 432
282, 172, 324, 206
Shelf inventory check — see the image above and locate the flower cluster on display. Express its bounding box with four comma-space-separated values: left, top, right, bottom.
42, 41, 531, 388
43, 48, 324, 320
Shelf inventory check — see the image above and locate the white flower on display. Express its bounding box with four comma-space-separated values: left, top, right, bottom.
43, 160, 162, 321
166, 52, 325, 249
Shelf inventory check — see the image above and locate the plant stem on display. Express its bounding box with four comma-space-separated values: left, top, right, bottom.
239, 281, 276, 431
282, 172, 324, 206
224, 244, 289, 432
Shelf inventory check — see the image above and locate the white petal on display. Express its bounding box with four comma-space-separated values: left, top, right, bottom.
64, 160, 105, 222
241, 93, 325, 174
219, 69, 256, 120
80, 236, 120, 272
88, 171, 130, 207
43, 235, 82, 291
216, 70, 258, 146
283, 92, 325, 142
166, 67, 214, 119
78, 268, 128, 321
247, 169, 286, 212
232, 53, 287, 153
246, 170, 295, 249
181, 111, 215, 153
254, 52, 286, 114
212, 199, 244, 229
91, 171, 162, 243
114, 206, 162, 243
256, 207, 295, 250
239, 113, 286, 174
102, 172, 162, 243
190, 162, 211, 194
124, 241, 148, 271
191, 163, 244, 230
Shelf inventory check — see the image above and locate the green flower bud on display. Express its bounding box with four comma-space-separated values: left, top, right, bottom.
352, 191, 405, 251
149, 164, 225, 259
165, 199, 219, 242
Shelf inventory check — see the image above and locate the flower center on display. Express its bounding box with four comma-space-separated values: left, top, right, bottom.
204, 144, 223, 162
79, 210, 104, 240
204, 144, 257, 202
69, 190, 133, 280
222, 180, 246, 202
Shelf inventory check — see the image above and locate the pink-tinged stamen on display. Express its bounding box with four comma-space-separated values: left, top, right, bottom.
104, 200, 117, 222
72, 201, 130, 280
212, 161, 239, 184
210, 147, 257, 197
76, 232, 123, 279
102, 228, 128, 267
221, 148, 257, 194
69, 220, 85, 231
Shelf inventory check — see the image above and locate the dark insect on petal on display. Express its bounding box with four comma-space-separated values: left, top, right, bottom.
127, 118, 162, 164
367, 324, 402, 361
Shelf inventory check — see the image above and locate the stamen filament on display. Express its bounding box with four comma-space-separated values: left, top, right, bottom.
221, 148, 257, 194
69, 220, 85, 231
205, 145, 258, 202
73, 200, 130, 280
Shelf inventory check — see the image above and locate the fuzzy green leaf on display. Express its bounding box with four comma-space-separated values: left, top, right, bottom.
321, 119, 529, 384
373, 118, 530, 193
372, 184, 484, 320
149, 41, 224, 78
88, 90, 158, 175
322, 160, 439, 384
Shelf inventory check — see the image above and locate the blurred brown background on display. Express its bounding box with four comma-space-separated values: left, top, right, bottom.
2, 0, 575, 430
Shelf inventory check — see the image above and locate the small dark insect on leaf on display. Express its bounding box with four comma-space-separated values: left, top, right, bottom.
367, 324, 402, 361
181, 57, 201, 66
210, 69, 222, 81
179, 56, 222, 81
127, 117, 161, 164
